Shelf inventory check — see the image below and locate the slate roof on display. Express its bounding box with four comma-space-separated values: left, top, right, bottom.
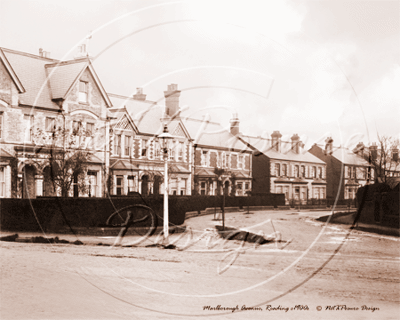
331, 147, 371, 166
1, 48, 112, 109
182, 117, 249, 151
0, 148, 14, 159
110, 160, 139, 170
2, 48, 59, 109
0, 48, 25, 93
240, 135, 325, 164
87, 154, 104, 164
45, 59, 88, 100
109, 93, 163, 135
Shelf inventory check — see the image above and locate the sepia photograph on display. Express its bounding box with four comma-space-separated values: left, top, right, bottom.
0, 0, 399, 319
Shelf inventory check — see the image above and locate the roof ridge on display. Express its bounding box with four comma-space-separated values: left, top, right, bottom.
108, 92, 157, 104
1, 47, 59, 62
183, 117, 221, 126
45, 58, 88, 68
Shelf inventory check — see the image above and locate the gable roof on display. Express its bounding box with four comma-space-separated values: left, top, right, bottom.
108, 107, 139, 133
182, 117, 249, 151
0, 48, 25, 93
46, 59, 112, 107
110, 159, 138, 170
240, 135, 325, 164
331, 147, 371, 166
45, 59, 88, 100
109, 93, 191, 139
109, 93, 161, 134
1, 48, 58, 109
1, 48, 112, 109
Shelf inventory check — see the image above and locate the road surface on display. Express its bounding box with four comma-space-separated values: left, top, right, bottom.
1, 210, 399, 319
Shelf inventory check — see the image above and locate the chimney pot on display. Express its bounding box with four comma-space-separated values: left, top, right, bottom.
229, 113, 240, 136
291, 134, 300, 153
325, 137, 334, 155
133, 87, 146, 101
271, 131, 282, 152
369, 143, 378, 162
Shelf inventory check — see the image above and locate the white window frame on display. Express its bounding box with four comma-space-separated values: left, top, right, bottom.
0, 166, 5, 198
79, 81, 88, 103
24, 114, 34, 142
0, 112, 3, 139
45, 117, 56, 132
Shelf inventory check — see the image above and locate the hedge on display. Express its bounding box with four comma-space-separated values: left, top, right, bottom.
0, 194, 284, 233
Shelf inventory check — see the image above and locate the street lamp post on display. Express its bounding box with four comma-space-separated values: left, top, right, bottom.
158, 124, 173, 241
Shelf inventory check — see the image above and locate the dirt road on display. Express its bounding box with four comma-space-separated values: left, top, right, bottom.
1, 210, 399, 319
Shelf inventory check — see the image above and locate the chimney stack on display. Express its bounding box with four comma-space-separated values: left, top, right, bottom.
271, 131, 282, 152
369, 143, 378, 162
325, 137, 334, 155
39, 48, 50, 58
133, 87, 146, 101
291, 134, 300, 153
354, 142, 365, 157
164, 84, 181, 118
229, 112, 240, 136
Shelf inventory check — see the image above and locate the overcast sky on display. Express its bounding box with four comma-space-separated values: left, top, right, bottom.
1, 0, 399, 148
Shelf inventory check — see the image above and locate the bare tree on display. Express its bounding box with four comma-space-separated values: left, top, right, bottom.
33, 124, 92, 197
369, 135, 400, 184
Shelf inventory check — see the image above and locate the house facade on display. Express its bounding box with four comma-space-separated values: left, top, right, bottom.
166, 85, 253, 196
0, 47, 253, 199
107, 86, 193, 196
0, 47, 111, 198
309, 138, 374, 201
240, 131, 327, 205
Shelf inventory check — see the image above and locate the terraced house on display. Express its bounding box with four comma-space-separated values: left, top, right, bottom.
0, 47, 111, 198
239, 131, 327, 205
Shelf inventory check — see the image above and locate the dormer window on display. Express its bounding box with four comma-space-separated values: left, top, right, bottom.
79, 81, 88, 103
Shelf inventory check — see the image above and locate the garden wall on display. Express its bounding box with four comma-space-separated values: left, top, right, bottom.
0, 194, 284, 232
356, 184, 399, 228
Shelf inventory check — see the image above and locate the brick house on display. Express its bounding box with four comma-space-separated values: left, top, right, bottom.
309, 138, 373, 201
0, 47, 112, 198
185, 115, 253, 196
160, 84, 253, 196
239, 131, 327, 205
108, 86, 193, 196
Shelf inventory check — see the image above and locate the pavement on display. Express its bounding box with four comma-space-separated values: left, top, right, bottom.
0, 209, 398, 246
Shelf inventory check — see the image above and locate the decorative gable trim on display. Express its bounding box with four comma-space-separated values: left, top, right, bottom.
0, 48, 25, 93
114, 114, 136, 132
173, 123, 186, 137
